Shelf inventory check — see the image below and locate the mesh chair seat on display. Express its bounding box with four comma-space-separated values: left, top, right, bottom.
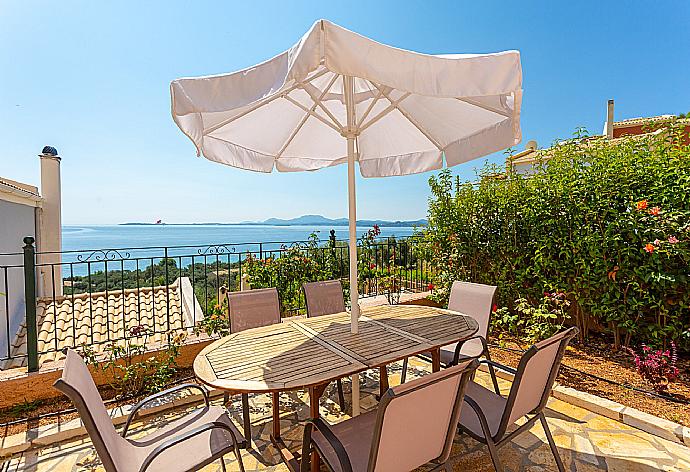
311, 410, 377, 472
457, 382, 506, 440
125, 406, 244, 472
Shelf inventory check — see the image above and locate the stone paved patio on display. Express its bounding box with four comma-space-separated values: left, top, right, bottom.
2, 358, 689, 471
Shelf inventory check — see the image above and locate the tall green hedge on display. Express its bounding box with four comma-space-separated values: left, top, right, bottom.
420, 126, 690, 349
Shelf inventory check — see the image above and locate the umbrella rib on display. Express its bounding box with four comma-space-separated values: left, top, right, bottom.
201, 68, 331, 136
356, 84, 384, 129
370, 82, 443, 151
276, 74, 340, 158
301, 76, 345, 131
357, 91, 411, 134
457, 97, 512, 118
282, 95, 342, 134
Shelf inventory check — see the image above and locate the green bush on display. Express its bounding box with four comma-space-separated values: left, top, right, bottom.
419, 126, 690, 349
243, 233, 341, 315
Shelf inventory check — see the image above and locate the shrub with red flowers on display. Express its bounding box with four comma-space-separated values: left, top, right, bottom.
626, 342, 680, 393
243, 232, 340, 315
419, 124, 690, 349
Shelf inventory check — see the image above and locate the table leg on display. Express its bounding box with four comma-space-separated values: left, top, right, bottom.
379, 365, 389, 397
308, 384, 328, 472
241, 393, 251, 449
431, 348, 441, 372
272, 392, 281, 439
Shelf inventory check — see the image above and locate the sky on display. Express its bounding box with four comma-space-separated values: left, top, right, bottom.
1, 1, 689, 225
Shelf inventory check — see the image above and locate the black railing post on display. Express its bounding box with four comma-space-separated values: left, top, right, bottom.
23, 236, 39, 372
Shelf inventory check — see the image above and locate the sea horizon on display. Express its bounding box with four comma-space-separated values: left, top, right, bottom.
62, 223, 419, 253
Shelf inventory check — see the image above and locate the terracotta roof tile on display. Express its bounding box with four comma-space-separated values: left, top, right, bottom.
3, 277, 202, 369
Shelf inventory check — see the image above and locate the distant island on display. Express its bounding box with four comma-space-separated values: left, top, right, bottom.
121, 214, 427, 227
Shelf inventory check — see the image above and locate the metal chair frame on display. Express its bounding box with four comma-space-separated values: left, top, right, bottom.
301, 359, 479, 472
458, 327, 578, 472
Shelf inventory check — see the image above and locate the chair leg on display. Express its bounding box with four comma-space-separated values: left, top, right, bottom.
241, 393, 251, 449
219, 456, 227, 472
223, 392, 229, 404
485, 437, 504, 472
336, 379, 346, 412
400, 357, 408, 384
540, 413, 566, 472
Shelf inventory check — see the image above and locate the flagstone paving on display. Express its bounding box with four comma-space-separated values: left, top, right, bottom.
2, 358, 689, 471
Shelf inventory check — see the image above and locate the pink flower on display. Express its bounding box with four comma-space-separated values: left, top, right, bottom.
668, 236, 679, 244
649, 206, 661, 216
653, 239, 661, 246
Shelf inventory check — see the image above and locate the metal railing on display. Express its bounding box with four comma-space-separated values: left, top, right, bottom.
0, 232, 432, 371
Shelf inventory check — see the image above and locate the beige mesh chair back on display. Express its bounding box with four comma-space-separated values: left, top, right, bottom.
458, 327, 578, 472
54, 350, 245, 472
54, 350, 128, 471
401, 281, 498, 388
503, 327, 577, 427
447, 281, 497, 353
301, 359, 479, 472
303, 280, 346, 317
227, 287, 281, 333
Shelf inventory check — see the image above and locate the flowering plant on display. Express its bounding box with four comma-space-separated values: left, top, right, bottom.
195, 298, 229, 337
420, 124, 690, 349
626, 342, 680, 393
81, 324, 184, 397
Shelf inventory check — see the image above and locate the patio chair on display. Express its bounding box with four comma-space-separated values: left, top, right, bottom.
301, 358, 479, 472
401, 281, 499, 393
224, 287, 282, 446
53, 349, 245, 472
458, 327, 578, 472
302, 279, 347, 411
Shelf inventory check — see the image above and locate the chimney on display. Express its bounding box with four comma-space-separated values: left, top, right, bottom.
38, 146, 63, 297
526, 140, 538, 151
606, 99, 615, 139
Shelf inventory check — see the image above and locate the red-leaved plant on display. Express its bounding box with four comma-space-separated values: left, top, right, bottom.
626, 342, 679, 393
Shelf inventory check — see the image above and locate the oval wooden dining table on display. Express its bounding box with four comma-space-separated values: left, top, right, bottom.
193, 304, 479, 472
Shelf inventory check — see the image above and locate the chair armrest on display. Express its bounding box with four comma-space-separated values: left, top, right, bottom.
122, 383, 209, 437
451, 334, 488, 365
301, 418, 353, 472
480, 359, 517, 376
138, 420, 243, 472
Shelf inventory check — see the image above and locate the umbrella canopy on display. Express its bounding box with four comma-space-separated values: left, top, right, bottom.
171, 20, 522, 177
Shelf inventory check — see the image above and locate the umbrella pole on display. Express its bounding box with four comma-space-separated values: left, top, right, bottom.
347, 136, 361, 416
345, 74, 361, 416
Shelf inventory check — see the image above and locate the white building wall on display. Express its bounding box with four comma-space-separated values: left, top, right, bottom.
0, 199, 36, 359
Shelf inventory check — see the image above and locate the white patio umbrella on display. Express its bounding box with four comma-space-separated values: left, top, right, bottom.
171, 19, 522, 414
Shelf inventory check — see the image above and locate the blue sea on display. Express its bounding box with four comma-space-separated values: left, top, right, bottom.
60, 225, 418, 275
62, 224, 417, 252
